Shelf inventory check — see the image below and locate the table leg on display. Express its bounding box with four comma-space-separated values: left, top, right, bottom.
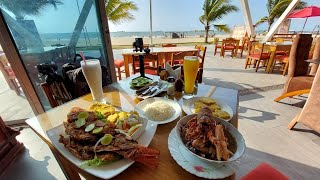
266, 51, 276, 73
123, 55, 130, 78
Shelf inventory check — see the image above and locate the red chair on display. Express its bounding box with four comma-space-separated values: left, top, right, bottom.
171, 51, 197, 65
132, 54, 159, 75
245, 41, 271, 72
241, 163, 289, 180
114, 59, 125, 80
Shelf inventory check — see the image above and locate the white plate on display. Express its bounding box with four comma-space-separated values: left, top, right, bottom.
134, 97, 182, 125
47, 121, 157, 179
168, 128, 239, 179
182, 97, 233, 121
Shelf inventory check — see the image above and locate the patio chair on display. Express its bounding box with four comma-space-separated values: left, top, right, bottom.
221, 38, 240, 58
0, 54, 21, 96
195, 45, 207, 83
214, 38, 222, 56
274, 34, 313, 102
171, 51, 196, 66
244, 41, 271, 72
114, 59, 125, 80
162, 44, 177, 65
132, 54, 159, 75
269, 45, 291, 74
237, 34, 249, 57
287, 60, 320, 132
309, 37, 320, 76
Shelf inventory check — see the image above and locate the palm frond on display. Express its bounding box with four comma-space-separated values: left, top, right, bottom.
106, 0, 138, 24
255, 16, 268, 27
213, 24, 230, 33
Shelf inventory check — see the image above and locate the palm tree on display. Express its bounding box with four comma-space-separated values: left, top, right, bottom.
255, 0, 307, 32
0, 0, 62, 20
200, 0, 238, 43
105, 0, 138, 24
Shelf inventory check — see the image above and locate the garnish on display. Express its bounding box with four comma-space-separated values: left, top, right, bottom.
76, 118, 86, 128
85, 123, 95, 132
77, 112, 89, 120
80, 156, 105, 168
128, 124, 143, 135
95, 111, 105, 120
101, 134, 113, 145
92, 127, 103, 134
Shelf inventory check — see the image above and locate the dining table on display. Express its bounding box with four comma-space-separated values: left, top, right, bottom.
121, 47, 199, 77
26, 74, 240, 180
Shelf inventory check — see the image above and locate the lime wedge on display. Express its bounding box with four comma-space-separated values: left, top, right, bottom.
85, 123, 95, 132
101, 134, 113, 145
128, 124, 143, 135
92, 127, 103, 134
77, 112, 89, 120
76, 118, 86, 128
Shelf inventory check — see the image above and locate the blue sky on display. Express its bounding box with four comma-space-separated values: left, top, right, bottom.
18, 0, 320, 33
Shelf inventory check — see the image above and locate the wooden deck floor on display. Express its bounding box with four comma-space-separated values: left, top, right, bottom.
0, 72, 34, 123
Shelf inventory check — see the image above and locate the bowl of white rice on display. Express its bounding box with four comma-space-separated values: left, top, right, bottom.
134, 97, 182, 124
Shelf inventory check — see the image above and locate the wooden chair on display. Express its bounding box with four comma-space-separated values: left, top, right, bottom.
214, 38, 223, 56
237, 35, 249, 57
0, 54, 21, 95
287, 62, 320, 132
274, 34, 314, 102
245, 41, 271, 72
195, 45, 207, 83
221, 38, 240, 58
171, 51, 196, 66
269, 45, 291, 74
114, 59, 125, 80
162, 44, 177, 47
132, 54, 159, 75
41, 81, 72, 108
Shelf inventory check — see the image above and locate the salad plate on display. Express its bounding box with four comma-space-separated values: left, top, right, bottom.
168, 128, 239, 179
47, 120, 157, 179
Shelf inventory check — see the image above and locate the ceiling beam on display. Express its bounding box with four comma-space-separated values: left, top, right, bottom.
262, 0, 300, 42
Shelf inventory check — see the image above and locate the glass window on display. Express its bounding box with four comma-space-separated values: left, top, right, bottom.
0, 0, 111, 110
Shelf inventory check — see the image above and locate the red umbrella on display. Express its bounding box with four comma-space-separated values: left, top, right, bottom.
288, 6, 320, 33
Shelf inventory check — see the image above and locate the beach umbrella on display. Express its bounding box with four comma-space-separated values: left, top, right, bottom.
288, 6, 320, 33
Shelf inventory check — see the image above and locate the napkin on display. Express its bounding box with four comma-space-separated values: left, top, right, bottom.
165, 62, 181, 80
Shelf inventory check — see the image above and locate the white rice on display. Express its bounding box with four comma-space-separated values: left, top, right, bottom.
144, 101, 175, 121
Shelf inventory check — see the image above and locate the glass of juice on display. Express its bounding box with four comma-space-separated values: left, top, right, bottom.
81, 59, 106, 103
183, 56, 199, 98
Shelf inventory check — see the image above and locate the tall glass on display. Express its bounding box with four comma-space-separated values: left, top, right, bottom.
81, 59, 105, 102
183, 56, 199, 98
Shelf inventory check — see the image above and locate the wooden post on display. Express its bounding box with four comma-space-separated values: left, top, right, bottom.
239, 0, 255, 37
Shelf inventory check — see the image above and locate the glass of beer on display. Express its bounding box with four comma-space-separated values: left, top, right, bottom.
81, 59, 106, 103
183, 56, 199, 98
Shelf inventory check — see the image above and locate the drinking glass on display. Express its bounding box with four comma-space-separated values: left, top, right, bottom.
183, 56, 199, 99
80, 59, 106, 103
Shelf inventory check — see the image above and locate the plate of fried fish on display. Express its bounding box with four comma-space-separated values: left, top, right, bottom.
182, 97, 233, 121
46, 103, 159, 179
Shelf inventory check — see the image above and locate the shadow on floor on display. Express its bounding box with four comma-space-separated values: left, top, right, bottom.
2, 149, 56, 180
238, 106, 279, 122
242, 148, 320, 179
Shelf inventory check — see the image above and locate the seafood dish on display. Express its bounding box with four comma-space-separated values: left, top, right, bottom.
194, 97, 231, 120
59, 106, 160, 168
180, 107, 236, 161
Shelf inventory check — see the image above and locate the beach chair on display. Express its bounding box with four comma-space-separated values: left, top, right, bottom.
245, 41, 271, 72
221, 38, 240, 58
171, 51, 197, 65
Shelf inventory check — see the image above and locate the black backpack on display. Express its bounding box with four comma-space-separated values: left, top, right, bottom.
62, 54, 111, 99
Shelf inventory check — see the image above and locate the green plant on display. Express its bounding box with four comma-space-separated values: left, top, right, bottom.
255, 0, 307, 32
199, 0, 238, 43
105, 0, 138, 24
0, 0, 62, 20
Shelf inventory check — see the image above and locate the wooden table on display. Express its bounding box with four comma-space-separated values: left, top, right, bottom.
26, 75, 239, 180
122, 47, 199, 77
